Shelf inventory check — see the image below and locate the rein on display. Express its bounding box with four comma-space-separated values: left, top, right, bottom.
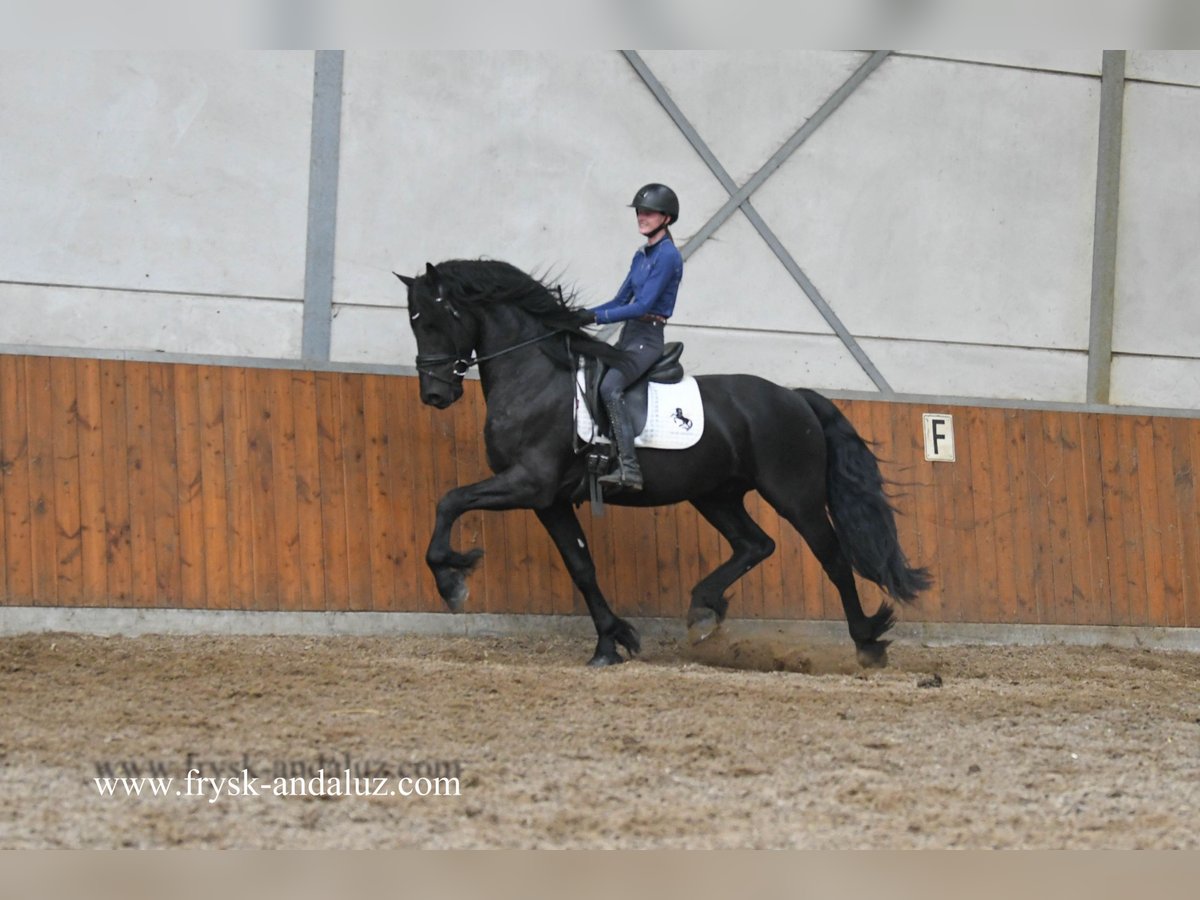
415, 330, 565, 385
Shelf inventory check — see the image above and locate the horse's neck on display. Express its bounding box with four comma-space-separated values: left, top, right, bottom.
474, 311, 568, 404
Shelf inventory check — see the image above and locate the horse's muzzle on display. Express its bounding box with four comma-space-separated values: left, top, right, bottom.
420, 381, 462, 409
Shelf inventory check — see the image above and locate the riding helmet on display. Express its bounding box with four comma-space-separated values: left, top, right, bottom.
629, 183, 679, 225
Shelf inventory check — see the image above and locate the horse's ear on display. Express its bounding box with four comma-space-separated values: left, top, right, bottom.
394, 272, 415, 288
424, 262, 441, 287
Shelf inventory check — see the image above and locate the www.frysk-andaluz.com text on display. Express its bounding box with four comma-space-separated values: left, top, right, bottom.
92, 753, 463, 802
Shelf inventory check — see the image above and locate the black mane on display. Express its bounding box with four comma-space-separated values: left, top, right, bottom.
434, 259, 582, 330
433, 259, 622, 368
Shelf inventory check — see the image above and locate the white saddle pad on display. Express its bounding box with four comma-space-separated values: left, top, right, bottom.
575, 370, 704, 450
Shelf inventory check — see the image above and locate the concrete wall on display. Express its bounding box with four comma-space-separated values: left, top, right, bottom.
2, 50, 1199, 411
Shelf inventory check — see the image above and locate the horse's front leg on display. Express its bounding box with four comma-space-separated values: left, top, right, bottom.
535, 501, 640, 667
426, 466, 549, 612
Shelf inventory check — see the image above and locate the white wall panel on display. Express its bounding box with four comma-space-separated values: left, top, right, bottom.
1113, 82, 1200, 358
860, 338, 1087, 402
1111, 356, 1200, 411
675, 211, 833, 335
0, 285, 300, 358
335, 51, 731, 311
668, 326, 878, 392
640, 51, 870, 185
753, 56, 1099, 357
0, 52, 313, 301
905, 52, 1101, 76
1127, 51, 1200, 87
331, 304, 415, 366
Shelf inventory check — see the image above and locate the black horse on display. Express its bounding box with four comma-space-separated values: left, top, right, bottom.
395, 260, 930, 668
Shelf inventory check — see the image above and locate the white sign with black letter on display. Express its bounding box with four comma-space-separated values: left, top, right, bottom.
922, 413, 955, 462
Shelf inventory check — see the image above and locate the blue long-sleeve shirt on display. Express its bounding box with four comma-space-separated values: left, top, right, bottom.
589, 237, 683, 325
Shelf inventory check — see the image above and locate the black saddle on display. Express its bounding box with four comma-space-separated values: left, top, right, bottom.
583, 342, 685, 439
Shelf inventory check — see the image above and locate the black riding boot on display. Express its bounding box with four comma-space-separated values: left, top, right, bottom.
598, 394, 643, 491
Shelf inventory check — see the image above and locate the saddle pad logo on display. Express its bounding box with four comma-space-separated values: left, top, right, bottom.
575, 374, 704, 450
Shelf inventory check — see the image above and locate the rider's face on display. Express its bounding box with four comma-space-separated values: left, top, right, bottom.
636, 208, 669, 237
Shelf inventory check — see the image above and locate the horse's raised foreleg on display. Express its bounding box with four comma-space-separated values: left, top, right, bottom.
535, 501, 640, 667
425, 466, 550, 612
687, 491, 777, 644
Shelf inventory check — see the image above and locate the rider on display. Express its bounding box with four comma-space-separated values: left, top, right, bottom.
581, 183, 683, 492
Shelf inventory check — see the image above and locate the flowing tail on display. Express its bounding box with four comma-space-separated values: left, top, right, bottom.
797, 389, 932, 602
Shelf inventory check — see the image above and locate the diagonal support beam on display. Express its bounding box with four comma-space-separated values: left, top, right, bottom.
684, 51, 891, 257
622, 51, 893, 394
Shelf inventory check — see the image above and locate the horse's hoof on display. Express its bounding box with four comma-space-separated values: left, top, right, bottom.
438, 574, 469, 613
856, 640, 890, 669
687, 611, 720, 645
587, 652, 624, 667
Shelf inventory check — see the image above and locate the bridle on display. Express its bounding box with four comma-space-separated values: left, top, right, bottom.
415, 330, 564, 387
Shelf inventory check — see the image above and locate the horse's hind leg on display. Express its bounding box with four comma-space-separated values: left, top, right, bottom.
535, 500, 640, 667
687, 491, 777, 644
764, 493, 894, 668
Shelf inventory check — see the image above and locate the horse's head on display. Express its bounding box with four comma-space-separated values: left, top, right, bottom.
395, 262, 477, 409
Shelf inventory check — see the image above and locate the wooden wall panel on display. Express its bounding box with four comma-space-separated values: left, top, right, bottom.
2, 352, 1200, 632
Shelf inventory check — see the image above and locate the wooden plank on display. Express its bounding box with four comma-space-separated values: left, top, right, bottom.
26, 357, 58, 605
49, 357, 83, 606
1096, 413, 1129, 627
172, 365, 206, 608
268, 368, 303, 611
1167, 417, 1198, 628
74, 358, 108, 606
147, 365, 182, 606
1132, 416, 1167, 626
384, 374, 425, 612
1020, 410, 1053, 623
148, 364, 182, 606
0, 357, 11, 602
1058, 413, 1093, 625
0, 356, 33, 603
196, 366, 231, 610
961, 407, 1000, 622
338, 373, 373, 611
98, 361, 132, 605
243, 369, 279, 611
1186, 418, 1200, 626
314, 372, 351, 611
291, 370, 328, 612
1151, 416, 1185, 626
362, 374, 397, 612
122, 362, 158, 606
221, 366, 255, 610
601, 504, 635, 621
1000, 410, 1037, 623
1112, 415, 1147, 626
1076, 414, 1112, 625
1040, 412, 1076, 625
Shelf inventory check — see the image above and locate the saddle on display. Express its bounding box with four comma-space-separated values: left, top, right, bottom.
580, 342, 685, 438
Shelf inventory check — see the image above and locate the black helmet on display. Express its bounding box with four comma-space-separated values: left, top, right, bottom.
629, 183, 679, 224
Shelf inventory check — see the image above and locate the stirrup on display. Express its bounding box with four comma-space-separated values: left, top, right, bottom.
598, 462, 643, 491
